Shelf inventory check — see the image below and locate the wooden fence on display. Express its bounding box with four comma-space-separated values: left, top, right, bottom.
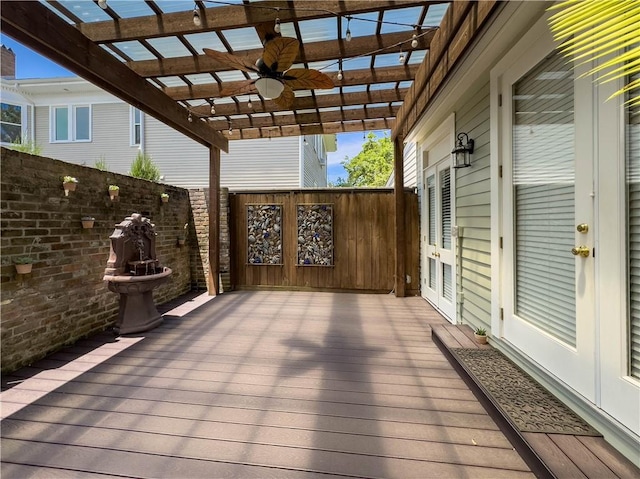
229, 189, 419, 294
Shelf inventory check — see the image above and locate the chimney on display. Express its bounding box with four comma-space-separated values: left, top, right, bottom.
1, 45, 16, 79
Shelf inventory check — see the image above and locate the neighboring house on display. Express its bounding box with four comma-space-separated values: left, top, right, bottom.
0, 48, 334, 189
400, 1, 639, 465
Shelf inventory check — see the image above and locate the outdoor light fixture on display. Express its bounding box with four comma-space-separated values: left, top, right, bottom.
274, 17, 281, 33
97, 0, 108, 9
192, 6, 202, 26
247, 96, 253, 109
451, 132, 474, 168
255, 77, 284, 99
345, 16, 352, 42
411, 33, 419, 48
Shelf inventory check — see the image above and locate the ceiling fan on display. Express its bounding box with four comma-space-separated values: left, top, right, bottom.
204, 37, 334, 109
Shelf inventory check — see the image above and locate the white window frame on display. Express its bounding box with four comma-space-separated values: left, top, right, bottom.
130, 106, 142, 146
50, 104, 92, 143
1, 101, 27, 146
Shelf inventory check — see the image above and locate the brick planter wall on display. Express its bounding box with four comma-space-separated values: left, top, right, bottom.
1, 147, 194, 373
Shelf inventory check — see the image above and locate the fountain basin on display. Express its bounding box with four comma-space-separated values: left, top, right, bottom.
105, 267, 172, 335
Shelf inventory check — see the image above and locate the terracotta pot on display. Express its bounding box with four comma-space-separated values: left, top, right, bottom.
63, 182, 77, 196
82, 220, 95, 229
161, 197, 169, 203
15, 263, 33, 274
474, 333, 488, 345
110, 190, 119, 200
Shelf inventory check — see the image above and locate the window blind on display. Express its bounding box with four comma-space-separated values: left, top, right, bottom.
627, 71, 640, 378
513, 50, 577, 346
441, 167, 451, 249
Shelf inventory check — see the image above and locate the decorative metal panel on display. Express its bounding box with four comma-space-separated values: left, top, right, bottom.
247, 204, 282, 265
297, 204, 333, 266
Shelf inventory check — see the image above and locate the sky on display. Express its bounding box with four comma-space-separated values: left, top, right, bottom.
1, 34, 388, 183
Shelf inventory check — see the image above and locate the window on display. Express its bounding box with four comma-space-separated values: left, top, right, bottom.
51, 105, 91, 142
131, 107, 141, 146
1, 102, 22, 144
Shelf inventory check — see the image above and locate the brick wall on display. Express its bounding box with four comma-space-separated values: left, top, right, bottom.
1, 147, 195, 373
188, 187, 230, 292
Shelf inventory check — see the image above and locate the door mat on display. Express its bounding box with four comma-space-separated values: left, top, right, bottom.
452, 348, 600, 436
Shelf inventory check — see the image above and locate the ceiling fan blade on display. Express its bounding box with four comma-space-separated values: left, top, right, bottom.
203, 48, 258, 73
219, 79, 257, 97
273, 84, 295, 109
262, 37, 299, 72
283, 69, 334, 90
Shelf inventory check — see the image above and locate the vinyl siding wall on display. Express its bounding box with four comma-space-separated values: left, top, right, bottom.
455, 82, 492, 331
35, 103, 139, 169
302, 137, 328, 187
402, 140, 418, 187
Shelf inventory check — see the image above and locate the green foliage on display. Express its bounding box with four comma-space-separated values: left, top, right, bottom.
129, 151, 160, 181
548, 0, 640, 105
14, 256, 35, 264
9, 137, 43, 155
475, 327, 487, 336
340, 132, 393, 187
95, 156, 109, 171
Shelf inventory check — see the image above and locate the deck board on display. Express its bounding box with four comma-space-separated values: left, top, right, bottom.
1, 291, 534, 478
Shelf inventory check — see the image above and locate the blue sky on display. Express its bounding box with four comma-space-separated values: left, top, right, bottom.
1, 34, 387, 183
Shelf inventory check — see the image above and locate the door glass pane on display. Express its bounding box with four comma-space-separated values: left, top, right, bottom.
427, 175, 436, 245
443, 263, 452, 301
429, 258, 436, 289
441, 167, 451, 249
627, 70, 640, 378
513, 49, 576, 346
75, 106, 90, 140
55, 107, 68, 141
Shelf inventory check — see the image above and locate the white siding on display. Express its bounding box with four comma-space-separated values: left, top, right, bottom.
302, 136, 328, 187
403, 140, 418, 187
35, 103, 139, 169
455, 82, 492, 330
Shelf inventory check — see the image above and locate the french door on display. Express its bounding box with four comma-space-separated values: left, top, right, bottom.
421, 136, 455, 321
497, 15, 639, 434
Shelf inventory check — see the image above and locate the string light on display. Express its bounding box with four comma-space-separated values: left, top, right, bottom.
193, 6, 202, 26
337, 70, 343, 81
210, 99, 215, 115
247, 95, 253, 109
274, 17, 281, 33
228, 122, 233, 135
345, 16, 352, 42
188, 112, 193, 122
411, 32, 418, 49
398, 50, 406, 64
97, 0, 107, 9
337, 59, 343, 80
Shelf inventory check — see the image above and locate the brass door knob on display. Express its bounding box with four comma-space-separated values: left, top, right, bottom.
576, 223, 589, 233
571, 246, 590, 258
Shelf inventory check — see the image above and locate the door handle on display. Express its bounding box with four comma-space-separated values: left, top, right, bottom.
571, 246, 590, 258
431, 252, 440, 257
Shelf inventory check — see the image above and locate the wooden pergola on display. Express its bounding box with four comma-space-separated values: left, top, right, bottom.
1, 0, 499, 296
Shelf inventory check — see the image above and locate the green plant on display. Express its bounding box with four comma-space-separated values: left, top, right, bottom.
14, 256, 35, 264
475, 327, 487, 336
82, 216, 95, 221
109, 185, 119, 191
129, 151, 161, 181
161, 193, 169, 199
63, 176, 78, 183
9, 137, 43, 155
95, 156, 109, 171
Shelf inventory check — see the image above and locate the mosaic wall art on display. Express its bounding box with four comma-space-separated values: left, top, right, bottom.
297, 204, 333, 266
247, 204, 282, 265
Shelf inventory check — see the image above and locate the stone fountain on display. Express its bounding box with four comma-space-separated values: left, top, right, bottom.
104, 213, 172, 335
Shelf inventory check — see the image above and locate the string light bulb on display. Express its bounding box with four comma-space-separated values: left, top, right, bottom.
337, 70, 343, 81
193, 6, 201, 26
411, 33, 418, 49
247, 96, 253, 109
274, 17, 281, 33
97, 0, 107, 9
210, 100, 215, 115
398, 49, 406, 64
345, 16, 352, 42
188, 112, 193, 122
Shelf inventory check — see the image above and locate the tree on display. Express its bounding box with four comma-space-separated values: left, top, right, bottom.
129, 151, 161, 181
340, 132, 393, 187
548, 0, 640, 105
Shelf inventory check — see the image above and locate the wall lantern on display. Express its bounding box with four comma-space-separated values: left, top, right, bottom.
452, 132, 474, 168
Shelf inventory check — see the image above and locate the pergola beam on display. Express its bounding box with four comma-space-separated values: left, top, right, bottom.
224, 119, 395, 140
79, 1, 443, 43
0, 1, 228, 152
128, 31, 435, 78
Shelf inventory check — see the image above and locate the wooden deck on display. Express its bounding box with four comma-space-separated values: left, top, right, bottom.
0, 291, 536, 478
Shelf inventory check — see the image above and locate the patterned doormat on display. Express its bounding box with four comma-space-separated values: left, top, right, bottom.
453, 348, 601, 436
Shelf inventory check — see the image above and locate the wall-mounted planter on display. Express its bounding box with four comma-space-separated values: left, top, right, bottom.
161, 194, 169, 203
63, 176, 78, 196
15, 262, 33, 274
177, 238, 186, 246
82, 217, 95, 229
109, 185, 120, 201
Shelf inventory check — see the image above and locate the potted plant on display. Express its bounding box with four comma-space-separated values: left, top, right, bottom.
474, 327, 488, 344
14, 256, 34, 274
161, 193, 169, 203
63, 176, 78, 196
81, 216, 96, 229
109, 184, 119, 200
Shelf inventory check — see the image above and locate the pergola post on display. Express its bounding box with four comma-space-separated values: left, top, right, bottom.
208, 147, 221, 295
394, 135, 406, 298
